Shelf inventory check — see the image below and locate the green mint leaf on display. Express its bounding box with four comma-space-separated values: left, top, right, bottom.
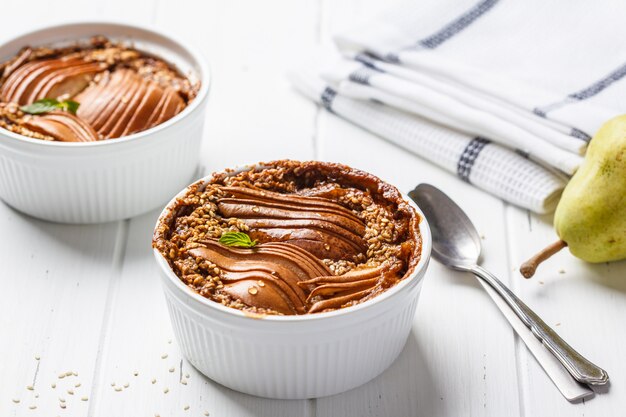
20, 99, 60, 114
58, 100, 80, 115
20, 98, 80, 115
218, 231, 258, 248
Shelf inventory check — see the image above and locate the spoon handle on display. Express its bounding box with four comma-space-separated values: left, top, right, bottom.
469, 265, 609, 386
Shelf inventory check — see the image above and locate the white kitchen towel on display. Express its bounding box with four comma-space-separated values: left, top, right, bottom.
289, 71, 566, 213
329, 0, 626, 174
319, 58, 584, 174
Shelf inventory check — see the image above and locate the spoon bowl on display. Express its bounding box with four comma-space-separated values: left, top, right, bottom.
409, 184, 481, 269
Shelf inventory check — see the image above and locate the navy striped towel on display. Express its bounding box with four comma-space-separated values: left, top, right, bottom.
291, 0, 626, 212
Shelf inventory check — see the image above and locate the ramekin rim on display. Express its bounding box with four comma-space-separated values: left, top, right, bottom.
152, 169, 432, 323
0, 20, 210, 149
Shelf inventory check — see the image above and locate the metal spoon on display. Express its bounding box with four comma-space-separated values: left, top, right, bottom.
409, 184, 609, 389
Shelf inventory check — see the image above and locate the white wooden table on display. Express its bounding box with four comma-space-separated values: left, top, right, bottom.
1, 1, 625, 416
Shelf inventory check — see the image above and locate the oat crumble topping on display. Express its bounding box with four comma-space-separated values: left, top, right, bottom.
153, 160, 421, 315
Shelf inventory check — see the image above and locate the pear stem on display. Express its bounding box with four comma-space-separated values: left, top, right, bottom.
520, 240, 567, 279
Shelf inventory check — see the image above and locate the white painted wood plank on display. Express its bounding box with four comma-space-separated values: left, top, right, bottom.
90, 1, 320, 416
0, 203, 122, 417
0, 0, 157, 41
314, 0, 521, 415
506, 207, 626, 416
314, 112, 521, 417
151, 0, 321, 172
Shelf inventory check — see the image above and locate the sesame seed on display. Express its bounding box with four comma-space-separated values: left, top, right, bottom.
114, 387, 122, 392
324, 244, 330, 251
184, 405, 190, 411
123, 383, 129, 388
81, 396, 88, 401
257, 281, 265, 287
151, 378, 157, 384
67, 389, 74, 395
29, 405, 36, 410
12, 398, 19, 403
133, 371, 139, 377
169, 367, 175, 373
60, 403, 67, 409
167, 339, 172, 344
110, 382, 115, 387
26, 385, 34, 390
252, 206, 260, 213
74, 383, 81, 388
59, 398, 65, 403
51, 383, 56, 389
34, 394, 39, 398
204, 412, 210, 416
185, 373, 190, 378
248, 286, 258, 295
181, 380, 188, 385
73, 372, 78, 377
34, 355, 40, 361
163, 388, 169, 394
161, 354, 168, 359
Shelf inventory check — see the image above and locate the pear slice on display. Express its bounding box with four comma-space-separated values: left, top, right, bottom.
22, 111, 99, 142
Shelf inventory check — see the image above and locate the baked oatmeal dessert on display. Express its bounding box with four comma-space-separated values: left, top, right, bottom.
153, 161, 422, 315
0, 36, 199, 142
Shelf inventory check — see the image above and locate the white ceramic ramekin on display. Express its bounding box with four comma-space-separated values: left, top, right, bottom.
153, 173, 432, 399
0, 22, 210, 223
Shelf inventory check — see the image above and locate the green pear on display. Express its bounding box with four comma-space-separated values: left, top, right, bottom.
520, 115, 626, 278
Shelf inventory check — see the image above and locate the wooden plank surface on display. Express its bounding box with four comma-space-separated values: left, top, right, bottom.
0, 0, 625, 416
